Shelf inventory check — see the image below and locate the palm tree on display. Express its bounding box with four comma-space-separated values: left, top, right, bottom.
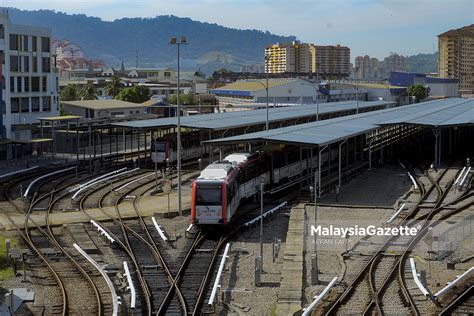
79, 83, 98, 100
105, 75, 122, 97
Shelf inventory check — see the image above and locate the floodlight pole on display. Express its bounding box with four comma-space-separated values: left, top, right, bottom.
170, 36, 188, 216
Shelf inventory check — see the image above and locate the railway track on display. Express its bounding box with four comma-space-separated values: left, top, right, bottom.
3, 167, 105, 315
323, 164, 455, 315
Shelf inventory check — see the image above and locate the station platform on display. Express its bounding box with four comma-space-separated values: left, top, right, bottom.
276, 202, 306, 315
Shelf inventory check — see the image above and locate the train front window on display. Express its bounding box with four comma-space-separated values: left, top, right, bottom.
153, 141, 166, 152
196, 183, 222, 206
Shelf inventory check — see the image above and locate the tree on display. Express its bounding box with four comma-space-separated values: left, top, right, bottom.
167, 92, 195, 105
105, 75, 122, 97
407, 84, 428, 103
79, 83, 98, 100
115, 85, 150, 103
60, 84, 79, 101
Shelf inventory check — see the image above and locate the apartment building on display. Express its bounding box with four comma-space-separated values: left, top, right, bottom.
382, 53, 408, 78
312, 45, 350, 78
354, 55, 381, 79
438, 24, 474, 95
265, 42, 350, 78
0, 9, 59, 141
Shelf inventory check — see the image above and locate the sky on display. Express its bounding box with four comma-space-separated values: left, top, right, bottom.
2, 0, 474, 59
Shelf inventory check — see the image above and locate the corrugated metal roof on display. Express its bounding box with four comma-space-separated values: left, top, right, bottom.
212, 80, 294, 92
204, 98, 474, 146
62, 100, 146, 110
111, 100, 395, 131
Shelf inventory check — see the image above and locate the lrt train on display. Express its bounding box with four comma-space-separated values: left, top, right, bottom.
191, 146, 339, 225
151, 132, 209, 164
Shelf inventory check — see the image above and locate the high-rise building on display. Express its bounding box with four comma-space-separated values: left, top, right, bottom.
382, 53, 408, 78
0, 9, 59, 141
438, 24, 474, 95
311, 45, 350, 78
265, 42, 350, 78
354, 55, 380, 79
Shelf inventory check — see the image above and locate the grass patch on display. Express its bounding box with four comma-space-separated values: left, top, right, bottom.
0, 234, 21, 280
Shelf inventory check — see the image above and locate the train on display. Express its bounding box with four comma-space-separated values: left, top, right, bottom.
151, 132, 209, 164
191, 145, 339, 225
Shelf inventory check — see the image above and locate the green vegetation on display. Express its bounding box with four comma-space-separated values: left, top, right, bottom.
105, 75, 122, 97
9, 8, 296, 70
60, 83, 98, 101
60, 84, 79, 101
0, 235, 20, 280
407, 84, 429, 102
115, 85, 150, 103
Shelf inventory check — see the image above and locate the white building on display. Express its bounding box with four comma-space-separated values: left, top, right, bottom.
0, 9, 59, 141
61, 100, 148, 119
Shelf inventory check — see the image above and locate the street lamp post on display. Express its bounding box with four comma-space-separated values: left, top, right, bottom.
301, 82, 319, 121
250, 80, 270, 130
169, 36, 187, 216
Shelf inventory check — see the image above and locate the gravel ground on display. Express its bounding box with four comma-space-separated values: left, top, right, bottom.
320, 164, 411, 207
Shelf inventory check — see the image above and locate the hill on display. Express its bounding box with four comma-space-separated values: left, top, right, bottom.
7, 8, 296, 73
407, 52, 438, 74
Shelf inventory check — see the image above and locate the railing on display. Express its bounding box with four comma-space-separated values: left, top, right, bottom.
244, 202, 287, 227
90, 220, 115, 244
410, 258, 429, 296
152, 217, 168, 241
302, 277, 338, 316
208, 243, 231, 305
114, 172, 155, 192
0, 166, 39, 180
73, 243, 119, 316
387, 203, 406, 224
123, 261, 136, 309
71, 168, 139, 200
434, 266, 473, 298
23, 166, 76, 198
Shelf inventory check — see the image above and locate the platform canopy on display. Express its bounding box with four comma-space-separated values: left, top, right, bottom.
111, 100, 394, 131
204, 98, 474, 147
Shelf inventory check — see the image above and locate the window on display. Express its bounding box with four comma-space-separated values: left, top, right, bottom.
17, 77, 22, 92
20, 98, 29, 113
9, 34, 18, 50
164, 71, 171, 77
42, 96, 50, 112
32, 57, 37, 72
41, 37, 50, 52
0, 25, 4, 39
32, 77, 40, 92
42, 76, 47, 92
42, 57, 50, 72
23, 36, 29, 51
10, 56, 19, 72
0, 50, 4, 64
11, 98, 19, 113
31, 97, 40, 112
24, 77, 30, 92
32, 36, 37, 51
23, 56, 29, 72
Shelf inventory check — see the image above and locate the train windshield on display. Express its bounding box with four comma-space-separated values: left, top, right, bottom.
153, 141, 166, 152
195, 182, 222, 206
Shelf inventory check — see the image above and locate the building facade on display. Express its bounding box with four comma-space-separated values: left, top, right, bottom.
389, 71, 459, 98
354, 55, 381, 79
265, 42, 350, 78
382, 53, 408, 78
312, 45, 350, 78
0, 9, 59, 141
438, 24, 474, 95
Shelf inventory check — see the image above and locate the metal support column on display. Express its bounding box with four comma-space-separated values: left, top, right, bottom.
338, 139, 348, 188
318, 145, 328, 198
433, 128, 440, 167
